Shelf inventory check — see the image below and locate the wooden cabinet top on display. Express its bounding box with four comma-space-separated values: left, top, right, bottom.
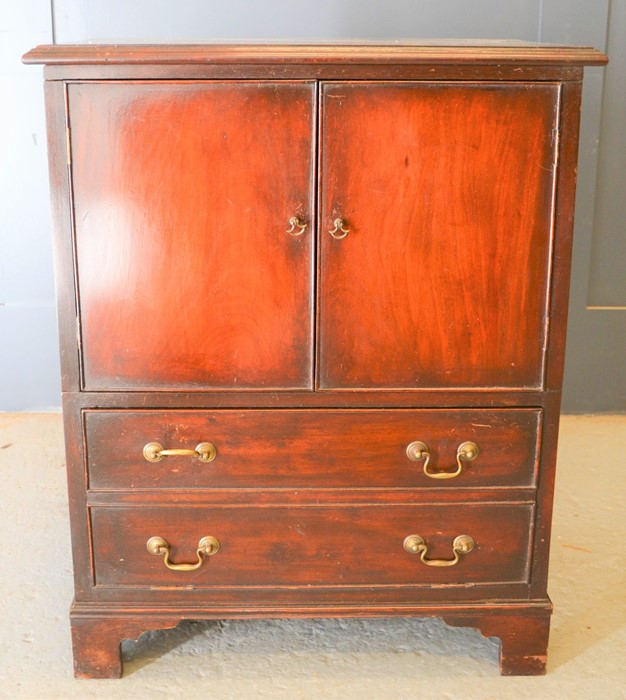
23, 42, 607, 67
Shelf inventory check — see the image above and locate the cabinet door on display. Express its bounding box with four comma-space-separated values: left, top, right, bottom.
69, 82, 315, 390
318, 82, 559, 389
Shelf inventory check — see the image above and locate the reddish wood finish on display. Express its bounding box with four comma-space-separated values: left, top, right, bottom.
26, 43, 605, 678
87, 489, 535, 509
44, 82, 80, 393
319, 82, 559, 389
544, 80, 584, 390
76, 388, 548, 408
443, 609, 551, 675
85, 408, 541, 489
71, 614, 180, 679
43, 64, 587, 84
69, 602, 551, 678
75, 571, 534, 606
70, 81, 316, 390
91, 504, 533, 588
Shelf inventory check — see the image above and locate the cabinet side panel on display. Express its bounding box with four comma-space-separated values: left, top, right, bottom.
544, 80, 583, 391
529, 83, 583, 596
62, 393, 95, 597
44, 80, 80, 391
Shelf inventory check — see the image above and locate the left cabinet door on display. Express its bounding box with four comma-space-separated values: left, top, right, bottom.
69, 82, 316, 390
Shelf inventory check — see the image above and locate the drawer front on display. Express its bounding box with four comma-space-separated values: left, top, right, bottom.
85, 409, 541, 489
91, 504, 533, 588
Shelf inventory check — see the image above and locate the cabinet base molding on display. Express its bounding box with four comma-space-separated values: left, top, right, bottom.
70, 600, 552, 678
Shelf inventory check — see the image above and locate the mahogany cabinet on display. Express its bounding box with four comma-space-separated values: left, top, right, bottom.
23, 43, 607, 677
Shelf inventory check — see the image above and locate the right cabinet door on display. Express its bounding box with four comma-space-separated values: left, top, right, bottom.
318, 82, 560, 389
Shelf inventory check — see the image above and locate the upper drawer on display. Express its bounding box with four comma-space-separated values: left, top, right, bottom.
84, 408, 541, 490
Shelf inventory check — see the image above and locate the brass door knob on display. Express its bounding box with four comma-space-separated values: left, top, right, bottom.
286, 216, 308, 236
329, 218, 350, 239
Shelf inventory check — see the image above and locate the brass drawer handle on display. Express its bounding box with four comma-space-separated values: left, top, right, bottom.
286, 216, 308, 236
405, 441, 479, 479
146, 535, 220, 571
329, 217, 350, 239
403, 534, 474, 567
143, 441, 217, 463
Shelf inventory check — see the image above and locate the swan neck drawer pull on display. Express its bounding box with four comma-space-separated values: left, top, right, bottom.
143, 441, 217, 463
405, 440, 479, 479
146, 536, 220, 571
403, 534, 475, 567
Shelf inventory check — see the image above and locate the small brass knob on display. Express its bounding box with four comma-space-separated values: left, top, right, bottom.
198, 536, 221, 556
329, 218, 350, 239
286, 216, 308, 236
403, 534, 425, 554
458, 441, 479, 462
452, 535, 475, 555
406, 441, 429, 462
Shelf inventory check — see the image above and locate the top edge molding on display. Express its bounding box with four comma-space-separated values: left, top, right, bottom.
22, 43, 608, 67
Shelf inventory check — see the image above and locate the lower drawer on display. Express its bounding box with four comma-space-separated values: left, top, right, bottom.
91, 503, 533, 588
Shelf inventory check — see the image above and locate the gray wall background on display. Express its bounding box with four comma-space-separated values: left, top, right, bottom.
2, 0, 623, 412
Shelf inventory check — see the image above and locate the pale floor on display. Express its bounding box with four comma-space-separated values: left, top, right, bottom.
0, 413, 624, 700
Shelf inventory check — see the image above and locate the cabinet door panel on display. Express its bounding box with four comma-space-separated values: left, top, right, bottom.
319, 82, 559, 389
70, 82, 315, 390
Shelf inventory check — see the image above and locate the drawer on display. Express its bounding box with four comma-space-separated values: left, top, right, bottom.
91, 503, 533, 588
85, 409, 541, 489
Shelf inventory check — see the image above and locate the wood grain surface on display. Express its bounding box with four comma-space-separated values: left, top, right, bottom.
319, 81, 560, 389
23, 43, 608, 66
85, 408, 541, 490
70, 81, 316, 390
91, 503, 533, 587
